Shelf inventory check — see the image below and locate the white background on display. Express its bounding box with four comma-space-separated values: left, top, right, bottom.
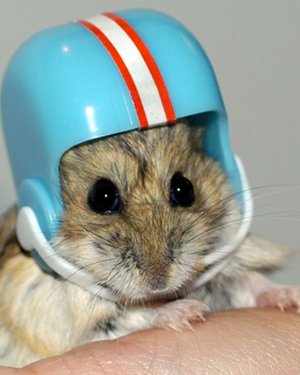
0, 1, 299, 284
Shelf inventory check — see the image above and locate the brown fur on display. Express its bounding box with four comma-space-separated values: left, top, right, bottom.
0, 207, 19, 261
57, 122, 231, 300
0, 121, 293, 366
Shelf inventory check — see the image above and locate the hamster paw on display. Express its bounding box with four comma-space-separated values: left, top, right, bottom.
153, 299, 209, 331
256, 287, 300, 312
245, 272, 300, 312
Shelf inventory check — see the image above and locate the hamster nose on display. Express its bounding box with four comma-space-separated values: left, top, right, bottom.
149, 277, 167, 291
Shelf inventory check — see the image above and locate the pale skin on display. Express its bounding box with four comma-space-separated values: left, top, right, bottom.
1, 308, 300, 375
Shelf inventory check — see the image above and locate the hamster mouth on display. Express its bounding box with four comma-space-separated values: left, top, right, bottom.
114, 279, 193, 304
146, 289, 180, 301
96, 262, 196, 303
119, 292, 179, 306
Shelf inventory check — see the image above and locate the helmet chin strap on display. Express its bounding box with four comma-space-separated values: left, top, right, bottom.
16, 208, 119, 302
16, 155, 253, 302
192, 156, 253, 289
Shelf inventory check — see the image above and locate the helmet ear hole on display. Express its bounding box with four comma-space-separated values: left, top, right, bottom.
190, 111, 243, 204
18, 178, 61, 241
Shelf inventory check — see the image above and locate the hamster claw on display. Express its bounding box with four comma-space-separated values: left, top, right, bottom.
244, 272, 300, 313
256, 286, 300, 312
153, 299, 209, 331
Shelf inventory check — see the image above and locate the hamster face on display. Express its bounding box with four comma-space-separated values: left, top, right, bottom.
56, 121, 238, 302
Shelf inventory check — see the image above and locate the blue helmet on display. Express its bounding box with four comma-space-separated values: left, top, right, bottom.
1, 9, 252, 296
1, 8, 244, 239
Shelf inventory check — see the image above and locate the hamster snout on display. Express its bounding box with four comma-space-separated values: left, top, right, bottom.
56, 121, 236, 301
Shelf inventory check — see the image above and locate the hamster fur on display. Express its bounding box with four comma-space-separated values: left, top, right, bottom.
0, 120, 297, 366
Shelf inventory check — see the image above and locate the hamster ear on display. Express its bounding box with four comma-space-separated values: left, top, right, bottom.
237, 233, 296, 271
189, 125, 204, 153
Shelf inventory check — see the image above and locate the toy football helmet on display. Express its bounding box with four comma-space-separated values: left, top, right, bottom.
1, 9, 252, 297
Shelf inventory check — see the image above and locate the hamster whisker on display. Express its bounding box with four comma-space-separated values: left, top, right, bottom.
68, 255, 119, 268
184, 219, 244, 256
71, 225, 114, 249
182, 208, 238, 243
199, 184, 299, 229
179, 193, 235, 238
249, 183, 300, 200
267, 213, 300, 221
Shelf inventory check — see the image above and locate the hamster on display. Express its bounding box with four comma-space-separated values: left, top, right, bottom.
0, 120, 298, 366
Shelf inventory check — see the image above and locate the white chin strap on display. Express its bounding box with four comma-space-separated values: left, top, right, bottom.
17, 210, 119, 302
16, 155, 253, 301
193, 156, 253, 289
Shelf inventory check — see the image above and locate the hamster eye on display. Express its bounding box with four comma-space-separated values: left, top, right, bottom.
88, 179, 121, 214
170, 172, 195, 207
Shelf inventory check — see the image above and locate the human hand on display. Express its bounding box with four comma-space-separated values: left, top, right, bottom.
1, 308, 300, 375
